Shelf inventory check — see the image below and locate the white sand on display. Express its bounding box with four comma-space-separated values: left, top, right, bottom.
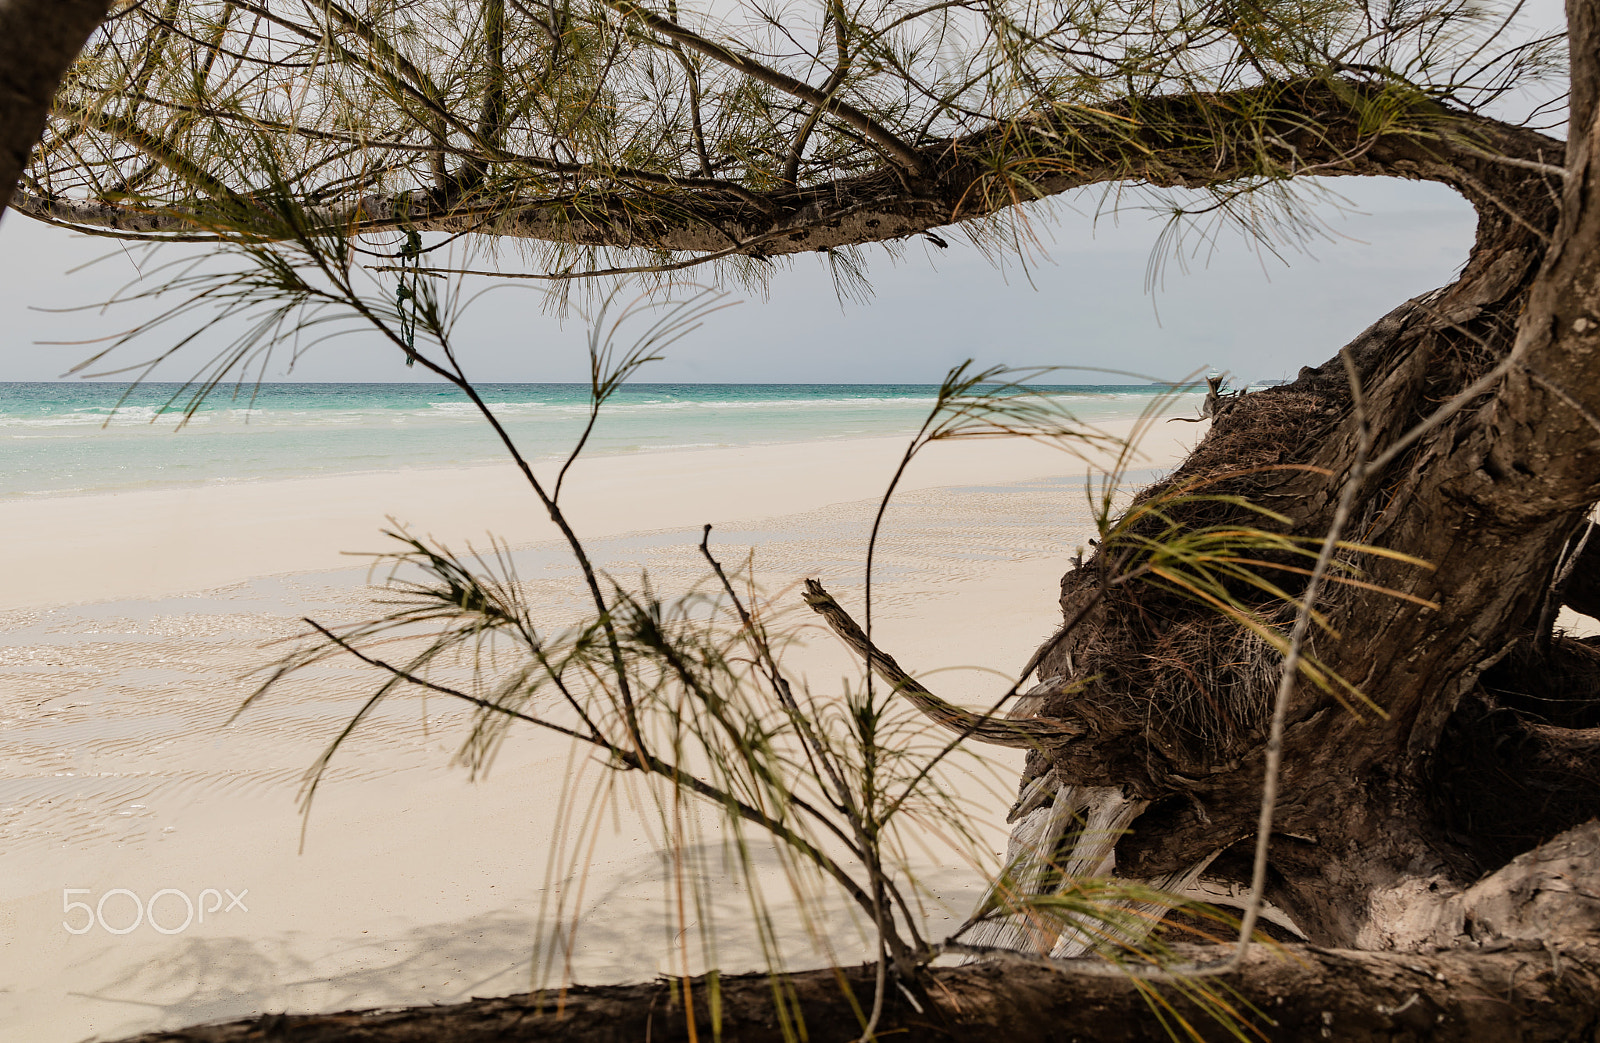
0, 418, 1194, 611
0, 420, 1204, 1043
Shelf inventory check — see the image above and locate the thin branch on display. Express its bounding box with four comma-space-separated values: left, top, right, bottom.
803, 580, 1086, 749
569, 0, 925, 174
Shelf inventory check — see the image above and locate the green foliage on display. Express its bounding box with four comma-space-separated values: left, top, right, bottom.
24, 0, 1564, 288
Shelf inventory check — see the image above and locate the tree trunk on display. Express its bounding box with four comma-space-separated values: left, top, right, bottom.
95, 822, 1600, 1040
0, 0, 112, 216
999, 0, 1600, 954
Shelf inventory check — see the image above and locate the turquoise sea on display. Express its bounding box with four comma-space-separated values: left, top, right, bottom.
0, 382, 1205, 500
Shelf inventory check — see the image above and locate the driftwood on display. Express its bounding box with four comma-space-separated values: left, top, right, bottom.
103, 943, 1600, 1043
105, 822, 1600, 1042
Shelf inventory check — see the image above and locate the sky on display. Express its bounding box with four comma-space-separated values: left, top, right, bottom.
0, 175, 1475, 387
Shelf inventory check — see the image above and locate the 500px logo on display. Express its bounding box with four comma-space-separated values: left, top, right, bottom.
62, 887, 249, 935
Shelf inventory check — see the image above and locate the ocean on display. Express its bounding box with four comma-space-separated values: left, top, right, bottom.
0, 381, 1205, 500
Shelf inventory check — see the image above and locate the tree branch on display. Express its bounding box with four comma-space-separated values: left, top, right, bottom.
802, 579, 1085, 749
597, 0, 925, 175
99, 936, 1600, 1042
15, 79, 1560, 262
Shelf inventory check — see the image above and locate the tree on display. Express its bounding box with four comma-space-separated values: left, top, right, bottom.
0, 0, 113, 214
24, 0, 1600, 1037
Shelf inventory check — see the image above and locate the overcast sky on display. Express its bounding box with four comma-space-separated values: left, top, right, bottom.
0, 176, 1474, 386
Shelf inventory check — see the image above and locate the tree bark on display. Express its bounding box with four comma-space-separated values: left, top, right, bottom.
0, 0, 112, 217
989, 0, 1600, 955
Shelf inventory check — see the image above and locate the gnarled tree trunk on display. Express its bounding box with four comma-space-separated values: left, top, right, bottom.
1005, 0, 1600, 954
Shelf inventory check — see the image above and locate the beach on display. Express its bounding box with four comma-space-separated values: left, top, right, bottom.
0, 408, 1204, 1043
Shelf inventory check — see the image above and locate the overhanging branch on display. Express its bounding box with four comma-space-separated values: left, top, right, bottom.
13, 79, 1564, 258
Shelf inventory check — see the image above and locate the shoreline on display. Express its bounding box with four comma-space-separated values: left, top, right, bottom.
0, 420, 1152, 506
0, 418, 1202, 611
0, 381, 1206, 505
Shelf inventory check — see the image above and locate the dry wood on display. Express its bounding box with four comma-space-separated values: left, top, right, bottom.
103, 943, 1600, 1042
